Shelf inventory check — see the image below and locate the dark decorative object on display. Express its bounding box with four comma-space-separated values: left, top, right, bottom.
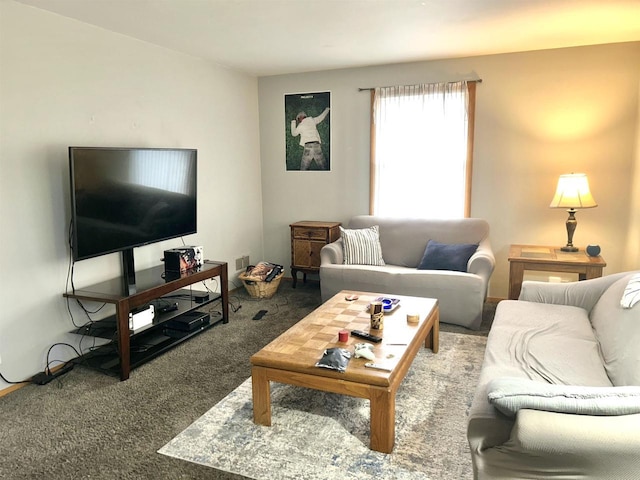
586, 244, 601, 257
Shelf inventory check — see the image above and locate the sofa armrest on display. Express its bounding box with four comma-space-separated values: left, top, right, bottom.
320, 239, 343, 265
471, 408, 640, 477
514, 409, 640, 460
519, 271, 635, 312
467, 239, 495, 292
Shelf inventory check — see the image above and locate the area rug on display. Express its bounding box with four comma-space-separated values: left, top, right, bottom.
158, 331, 486, 480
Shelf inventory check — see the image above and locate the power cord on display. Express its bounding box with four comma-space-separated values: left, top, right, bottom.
30, 343, 81, 385
0, 343, 81, 386
0, 371, 28, 385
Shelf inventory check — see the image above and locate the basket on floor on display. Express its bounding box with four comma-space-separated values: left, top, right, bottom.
238, 272, 284, 299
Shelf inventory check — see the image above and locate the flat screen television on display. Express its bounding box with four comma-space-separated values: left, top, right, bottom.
69, 147, 197, 292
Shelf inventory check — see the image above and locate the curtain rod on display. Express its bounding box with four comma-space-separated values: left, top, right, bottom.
358, 78, 482, 91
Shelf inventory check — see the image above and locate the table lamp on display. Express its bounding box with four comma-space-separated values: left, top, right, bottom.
549, 173, 597, 252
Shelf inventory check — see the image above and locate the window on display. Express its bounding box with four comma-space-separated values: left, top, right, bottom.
370, 81, 476, 218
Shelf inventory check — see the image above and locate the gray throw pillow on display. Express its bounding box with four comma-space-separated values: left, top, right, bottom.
417, 240, 478, 272
340, 225, 385, 266
487, 377, 640, 418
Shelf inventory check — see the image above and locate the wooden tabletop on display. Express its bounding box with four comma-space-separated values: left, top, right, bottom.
507, 244, 606, 299
250, 290, 438, 387
508, 244, 606, 267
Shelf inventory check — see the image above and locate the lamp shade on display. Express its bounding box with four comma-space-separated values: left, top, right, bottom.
549, 173, 597, 209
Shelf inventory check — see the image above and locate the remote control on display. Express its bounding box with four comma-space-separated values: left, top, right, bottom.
253, 309, 268, 320
350, 330, 382, 343
264, 265, 283, 282
364, 362, 392, 372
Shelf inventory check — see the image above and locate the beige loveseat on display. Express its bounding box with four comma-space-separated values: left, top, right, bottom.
319, 215, 495, 330
468, 272, 640, 479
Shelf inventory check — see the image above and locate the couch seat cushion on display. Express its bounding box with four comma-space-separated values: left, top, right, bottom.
481, 300, 612, 387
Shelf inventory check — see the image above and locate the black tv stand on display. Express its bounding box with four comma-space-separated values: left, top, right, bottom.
64, 261, 228, 380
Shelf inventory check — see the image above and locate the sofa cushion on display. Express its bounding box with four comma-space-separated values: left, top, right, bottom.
487, 377, 640, 417
417, 240, 478, 272
339, 225, 385, 266
482, 300, 612, 386
590, 274, 640, 386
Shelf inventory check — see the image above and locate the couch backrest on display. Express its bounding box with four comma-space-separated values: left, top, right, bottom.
590, 272, 640, 386
347, 215, 490, 267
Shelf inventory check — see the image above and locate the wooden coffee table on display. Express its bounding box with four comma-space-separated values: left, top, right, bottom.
250, 290, 439, 453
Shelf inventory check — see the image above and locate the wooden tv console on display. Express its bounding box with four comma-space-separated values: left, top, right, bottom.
64, 261, 228, 380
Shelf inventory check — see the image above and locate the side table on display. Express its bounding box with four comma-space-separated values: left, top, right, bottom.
508, 244, 606, 300
290, 221, 341, 288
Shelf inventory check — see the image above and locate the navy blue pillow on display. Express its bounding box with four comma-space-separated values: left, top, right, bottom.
417, 240, 478, 272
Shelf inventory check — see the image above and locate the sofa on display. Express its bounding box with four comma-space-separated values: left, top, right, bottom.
468, 272, 640, 479
319, 215, 495, 330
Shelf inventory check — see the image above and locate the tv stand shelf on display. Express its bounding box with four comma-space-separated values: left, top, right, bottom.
64, 261, 228, 380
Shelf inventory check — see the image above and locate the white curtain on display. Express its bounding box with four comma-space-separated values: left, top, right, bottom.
371, 81, 469, 218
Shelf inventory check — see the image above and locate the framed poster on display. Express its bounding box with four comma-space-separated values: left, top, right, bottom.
285, 91, 331, 171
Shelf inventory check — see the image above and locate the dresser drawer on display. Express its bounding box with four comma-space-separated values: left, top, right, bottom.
292, 226, 329, 241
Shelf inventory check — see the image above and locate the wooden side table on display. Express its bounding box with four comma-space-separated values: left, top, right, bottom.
290, 221, 341, 288
507, 244, 606, 300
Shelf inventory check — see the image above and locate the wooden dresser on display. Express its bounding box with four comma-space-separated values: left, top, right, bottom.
290, 221, 341, 287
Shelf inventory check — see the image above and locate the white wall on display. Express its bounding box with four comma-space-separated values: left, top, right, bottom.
0, 1, 263, 391
625, 79, 640, 267
258, 42, 640, 297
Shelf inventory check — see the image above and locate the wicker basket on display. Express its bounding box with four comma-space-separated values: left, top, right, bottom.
238, 272, 284, 299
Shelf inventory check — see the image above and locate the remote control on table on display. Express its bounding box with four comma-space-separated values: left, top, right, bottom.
350, 330, 382, 343
364, 362, 392, 371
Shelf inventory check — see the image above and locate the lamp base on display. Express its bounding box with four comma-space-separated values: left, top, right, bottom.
561, 209, 579, 253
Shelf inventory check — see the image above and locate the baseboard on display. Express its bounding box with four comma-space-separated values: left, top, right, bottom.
0, 382, 25, 398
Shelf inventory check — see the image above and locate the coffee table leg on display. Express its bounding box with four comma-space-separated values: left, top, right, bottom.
370, 388, 395, 453
251, 366, 272, 426
424, 309, 440, 354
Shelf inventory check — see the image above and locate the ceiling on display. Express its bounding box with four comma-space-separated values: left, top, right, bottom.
16, 0, 640, 77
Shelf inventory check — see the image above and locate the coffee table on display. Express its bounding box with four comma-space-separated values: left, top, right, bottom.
250, 290, 439, 453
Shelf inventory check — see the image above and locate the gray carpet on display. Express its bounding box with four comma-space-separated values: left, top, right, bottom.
0, 281, 495, 479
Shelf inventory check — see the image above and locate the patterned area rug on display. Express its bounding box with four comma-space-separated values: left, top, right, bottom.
158, 331, 486, 480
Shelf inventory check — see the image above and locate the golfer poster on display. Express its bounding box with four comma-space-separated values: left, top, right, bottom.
285, 91, 331, 171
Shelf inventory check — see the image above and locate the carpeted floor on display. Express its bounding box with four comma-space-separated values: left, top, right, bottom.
0, 281, 495, 479
159, 331, 487, 480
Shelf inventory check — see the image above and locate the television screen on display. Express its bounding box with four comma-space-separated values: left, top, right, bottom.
69, 147, 197, 261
